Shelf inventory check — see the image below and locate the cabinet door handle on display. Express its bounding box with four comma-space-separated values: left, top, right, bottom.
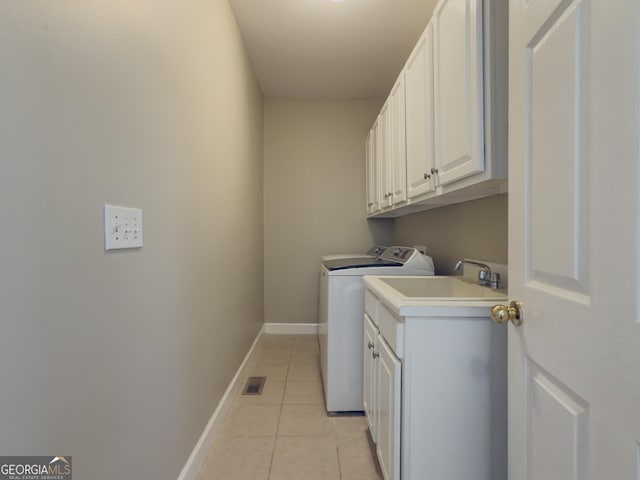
423, 173, 431, 180
431, 167, 439, 175
368, 341, 374, 350
372, 351, 379, 359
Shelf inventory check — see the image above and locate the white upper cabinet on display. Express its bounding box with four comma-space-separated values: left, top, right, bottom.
371, 75, 408, 214
365, 0, 507, 217
365, 127, 380, 214
433, 0, 484, 186
389, 75, 407, 206
376, 102, 392, 210
405, 22, 435, 199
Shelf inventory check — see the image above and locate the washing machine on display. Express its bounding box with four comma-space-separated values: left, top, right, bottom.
318, 246, 435, 413
320, 245, 387, 262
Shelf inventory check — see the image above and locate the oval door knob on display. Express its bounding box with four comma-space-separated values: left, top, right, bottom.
491, 301, 523, 326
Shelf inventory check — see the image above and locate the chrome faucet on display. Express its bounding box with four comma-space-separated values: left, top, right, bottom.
454, 260, 501, 289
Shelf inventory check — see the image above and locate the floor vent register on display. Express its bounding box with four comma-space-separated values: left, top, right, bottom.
242, 376, 266, 395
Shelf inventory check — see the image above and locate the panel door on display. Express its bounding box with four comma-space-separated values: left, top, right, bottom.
405, 22, 435, 199
376, 336, 401, 480
376, 100, 392, 209
508, 1, 640, 479
366, 127, 379, 214
389, 75, 407, 206
363, 314, 378, 441
433, 0, 484, 186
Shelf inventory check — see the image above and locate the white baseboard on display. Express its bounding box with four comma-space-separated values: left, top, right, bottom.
177, 325, 264, 480
263, 323, 319, 334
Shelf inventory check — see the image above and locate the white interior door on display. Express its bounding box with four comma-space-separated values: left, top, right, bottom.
508, 1, 640, 479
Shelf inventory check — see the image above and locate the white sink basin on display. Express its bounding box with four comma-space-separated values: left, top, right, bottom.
379, 276, 507, 301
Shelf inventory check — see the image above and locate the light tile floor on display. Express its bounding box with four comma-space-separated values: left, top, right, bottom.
197, 334, 382, 480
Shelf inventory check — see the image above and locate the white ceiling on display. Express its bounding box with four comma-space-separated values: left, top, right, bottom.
228, 0, 439, 99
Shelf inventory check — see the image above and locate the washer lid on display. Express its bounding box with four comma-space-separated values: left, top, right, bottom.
323, 257, 402, 271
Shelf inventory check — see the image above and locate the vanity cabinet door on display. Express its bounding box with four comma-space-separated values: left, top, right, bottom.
376, 336, 401, 480
363, 314, 379, 441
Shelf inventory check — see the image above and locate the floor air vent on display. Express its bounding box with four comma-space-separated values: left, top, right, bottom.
242, 376, 266, 395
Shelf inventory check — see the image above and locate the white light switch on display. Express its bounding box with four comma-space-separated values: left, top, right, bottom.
104, 205, 143, 250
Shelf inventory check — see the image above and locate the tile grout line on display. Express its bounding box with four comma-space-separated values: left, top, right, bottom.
265, 337, 293, 480
334, 416, 344, 480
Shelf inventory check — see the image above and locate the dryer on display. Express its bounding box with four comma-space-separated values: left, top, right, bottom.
318, 246, 435, 413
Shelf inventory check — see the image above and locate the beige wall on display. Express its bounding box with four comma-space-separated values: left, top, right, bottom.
264, 99, 393, 324
0, 1, 263, 478
394, 194, 508, 274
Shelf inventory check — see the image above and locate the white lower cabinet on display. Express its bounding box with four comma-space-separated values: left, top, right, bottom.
376, 335, 401, 480
364, 311, 401, 480
364, 289, 393, 471
363, 287, 507, 480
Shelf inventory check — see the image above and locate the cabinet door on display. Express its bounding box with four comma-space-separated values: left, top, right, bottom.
365, 128, 380, 214
433, 0, 484, 186
389, 75, 407, 205
405, 22, 435, 198
376, 336, 401, 480
376, 101, 392, 209
363, 314, 378, 440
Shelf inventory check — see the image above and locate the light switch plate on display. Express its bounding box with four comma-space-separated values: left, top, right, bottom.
104, 205, 143, 250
